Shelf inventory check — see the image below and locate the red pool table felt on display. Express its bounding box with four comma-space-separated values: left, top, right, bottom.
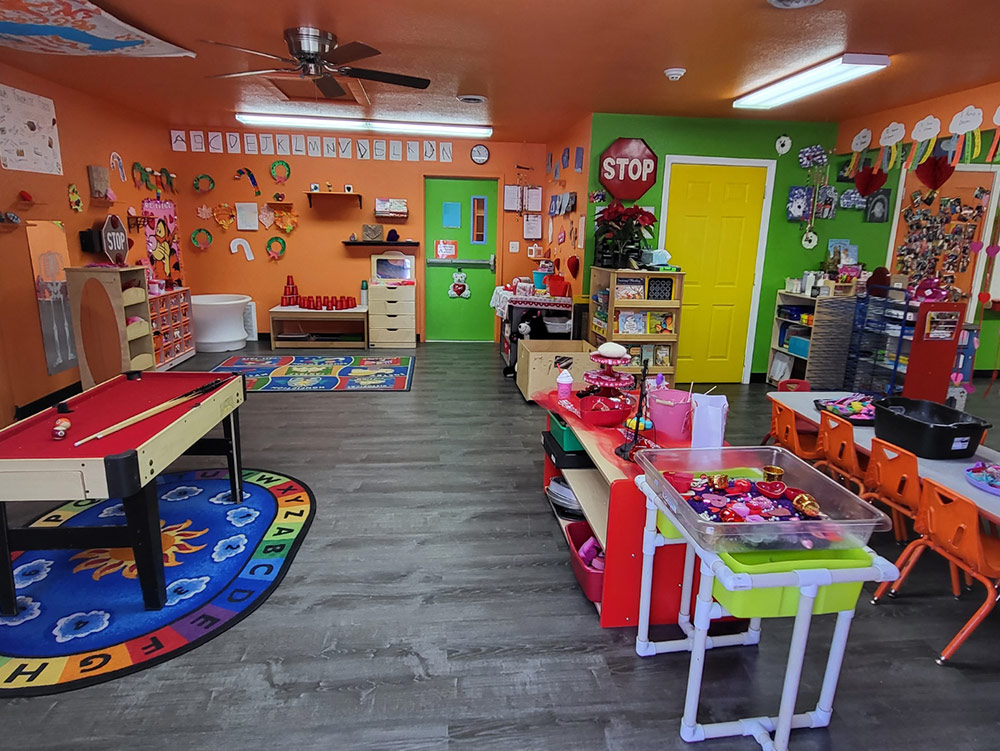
0, 372, 238, 460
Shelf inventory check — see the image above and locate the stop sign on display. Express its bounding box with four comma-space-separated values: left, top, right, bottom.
100, 215, 129, 265
599, 138, 658, 201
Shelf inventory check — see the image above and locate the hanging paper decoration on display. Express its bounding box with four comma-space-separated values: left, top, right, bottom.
270, 160, 291, 183
67, 183, 83, 212
141, 198, 183, 284
196, 204, 213, 220
845, 128, 872, 177
266, 236, 286, 260
987, 106, 1000, 163
212, 203, 236, 230
190, 228, 212, 249
902, 116, 941, 170
132, 161, 153, 190
448, 270, 471, 299
786, 186, 812, 222
193, 174, 215, 193
839, 189, 866, 210
273, 208, 298, 234
914, 156, 955, 201
852, 167, 887, 198
797, 144, 826, 169
153, 167, 176, 194
109, 151, 125, 182
259, 204, 275, 229
947, 105, 983, 166
235, 167, 261, 196
775, 134, 792, 155
874, 122, 905, 172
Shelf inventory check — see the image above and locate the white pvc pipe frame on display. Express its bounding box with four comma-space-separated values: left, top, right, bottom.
634, 475, 899, 751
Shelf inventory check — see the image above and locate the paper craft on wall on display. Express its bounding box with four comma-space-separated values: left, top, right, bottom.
988, 106, 1000, 162
440, 142, 453, 163
0, 1, 194, 56
406, 141, 420, 161
372, 139, 386, 160
208, 132, 224, 153
243, 133, 259, 155
864, 189, 891, 223
0, 84, 63, 174
26, 221, 76, 375
323, 137, 337, 158
170, 130, 187, 151
86, 165, 110, 199
786, 186, 813, 223
903, 116, 941, 170
307, 136, 321, 157
524, 186, 543, 212
189, 131, 205, 152
338, 138, 352, 159
275, 134, 290, 155
291, 134, 306, 156
545, 153, 552, 173
230, 237, 254, 261
503, 185, 521, 211
574, 147, 584, 172
561, 148, 570, 169
845, 128, 872, 177
815, 185, 837, 220
259, 133, 274, 155
442, 202, 461, 228
142, 198, 183, 284
235, 202, 259, 231
389, 140, 403, 161
110, 151, 125, 181
423, 141, 436, 161
357, 139, 370, 159
523, 214, 542, 240
947, 105, 984, 166
874, 121, 905, 172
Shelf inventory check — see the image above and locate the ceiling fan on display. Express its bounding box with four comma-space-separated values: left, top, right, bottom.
202, 26, 430, 99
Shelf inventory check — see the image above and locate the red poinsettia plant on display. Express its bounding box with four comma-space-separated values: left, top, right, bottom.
595, 200, 657, 257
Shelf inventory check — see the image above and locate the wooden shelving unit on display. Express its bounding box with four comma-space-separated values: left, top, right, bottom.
766, 290, 855, 388
150, 287, 195, 369
587, 267, 684, 375
305, 191, 362, 209
66, 266, 155, 389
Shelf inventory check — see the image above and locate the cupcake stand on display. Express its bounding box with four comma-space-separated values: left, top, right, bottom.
633, 446, 899, 751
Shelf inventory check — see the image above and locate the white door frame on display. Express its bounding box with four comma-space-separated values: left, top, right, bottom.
887, 163, 1000, 323
658, 155, 776, 384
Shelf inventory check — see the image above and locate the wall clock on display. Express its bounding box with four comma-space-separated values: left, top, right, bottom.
471, 144, 490, 164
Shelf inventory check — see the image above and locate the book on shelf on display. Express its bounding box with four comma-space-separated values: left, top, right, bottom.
647, 311, 675, 334
616, 310, 646, 335
615, 277, 646, 300
653, 344, 670, 366
591, 316, 607, 333
627, 345, 643, 366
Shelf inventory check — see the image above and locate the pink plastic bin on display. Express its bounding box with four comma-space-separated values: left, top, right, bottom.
565, 521, 604, 603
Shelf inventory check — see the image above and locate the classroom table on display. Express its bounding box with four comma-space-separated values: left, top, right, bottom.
768, 390, 1000, 520
0, 371, 245, 616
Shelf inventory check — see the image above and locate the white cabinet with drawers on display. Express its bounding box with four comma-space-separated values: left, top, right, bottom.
369, 283, 417, 348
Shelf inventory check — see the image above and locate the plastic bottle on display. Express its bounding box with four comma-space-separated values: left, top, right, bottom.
556, 368, 573, 399
360, 279, 368, 307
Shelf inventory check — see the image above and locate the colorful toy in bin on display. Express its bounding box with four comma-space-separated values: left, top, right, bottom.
964, 461, 1000, 496
815, 393, 876, 425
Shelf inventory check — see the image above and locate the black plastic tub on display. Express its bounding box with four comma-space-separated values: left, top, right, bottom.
873, 397, 991, 460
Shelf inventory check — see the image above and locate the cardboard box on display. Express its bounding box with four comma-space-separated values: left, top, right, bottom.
516, 339, 595, 401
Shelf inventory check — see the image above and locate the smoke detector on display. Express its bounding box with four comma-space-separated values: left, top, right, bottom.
767, 0, 824, 7
664, 67, 686, 81
457, 94, 488, 104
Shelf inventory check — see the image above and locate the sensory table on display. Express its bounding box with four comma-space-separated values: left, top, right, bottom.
0, 371, 245, 616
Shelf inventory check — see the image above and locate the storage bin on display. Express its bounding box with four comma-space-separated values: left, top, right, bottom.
515, 339, 595, 401
874, 397, 990, 459
565, 521, 604, 603
787, 336, 810, 359
543, 317, 572, 334
549, 412, 584, 452
542, 430, 594, 469
532, 269, 548, 289
712, 548, 871, 618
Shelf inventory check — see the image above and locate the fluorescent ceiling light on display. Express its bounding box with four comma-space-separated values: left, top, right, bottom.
733, 53, 890, 109
234, 113, 493, 138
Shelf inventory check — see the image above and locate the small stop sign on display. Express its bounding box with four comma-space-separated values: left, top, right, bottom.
599, 138, 657, 201
101, 215, 129, 265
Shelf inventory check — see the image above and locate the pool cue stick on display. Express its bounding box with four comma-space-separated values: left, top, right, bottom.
72, 378, 228, 447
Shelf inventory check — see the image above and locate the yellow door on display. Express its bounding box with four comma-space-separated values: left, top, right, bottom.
665, 164, 767, 383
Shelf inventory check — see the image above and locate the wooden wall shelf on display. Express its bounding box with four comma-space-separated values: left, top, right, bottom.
305, 191, 362, 209
342, 240, 420, 248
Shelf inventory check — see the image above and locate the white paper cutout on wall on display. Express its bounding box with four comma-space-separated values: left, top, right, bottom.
423, 141, 437, 161
389, 140, 403, 161
0, 85, 63, 175
547, 217, 553, 243
275, 134, 290, 155
950, 105, 984, 135
226, 132, 241, 154
406, 141, 420, 161
235, 202, 259, 231
259, 204, 275, 229
243, 133, 258, 155
189, 131, 205, 152
170, 130, 187, 151
373, 140, 387, 160
230, 237, 254, 261
440, 142, 453, 163
524, 186, 543, 212
259, 134, 274, 155
208, 132, 224, 153
339, 138, 353, 159
503, 185, 521, 211
323, 137, 337, 158
307, 136, 321, 157
523, 214, 542, 240
291, 134, 306, 156
577, 216, 585, 249
904, 115, 942, 169
357, 139, 371, 159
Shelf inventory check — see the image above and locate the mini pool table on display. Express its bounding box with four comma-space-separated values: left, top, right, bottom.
0, 371, 245, 616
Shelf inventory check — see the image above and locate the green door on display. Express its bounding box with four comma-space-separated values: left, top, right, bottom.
424, 177, 498, 341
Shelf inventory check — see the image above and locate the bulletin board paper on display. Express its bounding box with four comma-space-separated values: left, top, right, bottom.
523, 214, 542, 240
0, 84, 63, 175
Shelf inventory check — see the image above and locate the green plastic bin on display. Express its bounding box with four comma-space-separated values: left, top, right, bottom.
712, 548, 871, 618
548, 411, 584, 453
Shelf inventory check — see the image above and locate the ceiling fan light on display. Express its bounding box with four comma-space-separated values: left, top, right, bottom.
234, 112, 493, 138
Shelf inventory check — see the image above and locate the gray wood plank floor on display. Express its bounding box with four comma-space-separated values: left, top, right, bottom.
3, 342, 1000, 750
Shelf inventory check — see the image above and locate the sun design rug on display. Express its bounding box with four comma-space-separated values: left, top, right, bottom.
212, 355, 414, 392
0, 469, 314, 696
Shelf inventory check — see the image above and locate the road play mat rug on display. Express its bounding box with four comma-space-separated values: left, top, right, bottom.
0, 469, 314, 696
212, 355, 414, 392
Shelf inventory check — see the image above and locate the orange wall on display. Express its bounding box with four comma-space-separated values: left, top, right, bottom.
542, 115, 592, 299
168, 136, 545, 336
0, 62, 169, 418
837, 80, 1000, 152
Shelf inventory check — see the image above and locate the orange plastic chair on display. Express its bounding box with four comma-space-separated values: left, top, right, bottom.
761, 379, 816, 444
872, 479, 1000, 664
769, 400, 822, 461
860, 438, 921, 543
813, 411, 867, 493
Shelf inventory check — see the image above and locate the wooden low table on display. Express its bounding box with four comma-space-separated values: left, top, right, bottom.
269, 305, 369, 349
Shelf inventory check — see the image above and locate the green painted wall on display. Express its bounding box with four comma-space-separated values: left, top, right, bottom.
586, 113, 897, 374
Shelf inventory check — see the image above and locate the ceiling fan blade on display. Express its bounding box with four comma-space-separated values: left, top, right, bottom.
322, 41, 380, 66
337, 67, 430, 89
315, 76, 348, 99
201, 39, 295, 63
209, 68, 293, 79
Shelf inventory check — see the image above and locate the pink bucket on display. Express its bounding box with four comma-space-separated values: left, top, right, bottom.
648, 388, 692, 445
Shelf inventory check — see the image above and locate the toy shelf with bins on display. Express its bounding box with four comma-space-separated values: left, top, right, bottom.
66, 266, 156, 389
149, 287, 195, 370
766, 290, 855, 388
586, 267, 684, 375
